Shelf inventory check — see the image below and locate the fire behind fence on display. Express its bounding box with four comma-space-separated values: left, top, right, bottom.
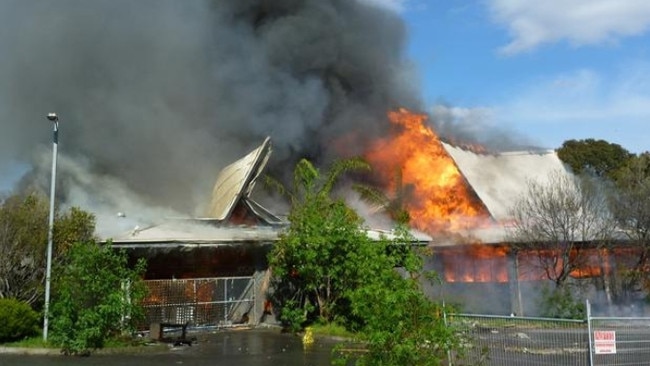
137, 278, 650, 365
140, 276, 255, 329
448, 303, 650, 366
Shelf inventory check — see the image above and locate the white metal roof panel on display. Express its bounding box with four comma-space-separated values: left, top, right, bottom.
110, 219, 281, 244
442, 142, 571, 222
206, 137, 271, 220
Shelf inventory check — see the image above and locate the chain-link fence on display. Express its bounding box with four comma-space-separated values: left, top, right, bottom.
141, 276, 255, 329
449, 314, 589, 366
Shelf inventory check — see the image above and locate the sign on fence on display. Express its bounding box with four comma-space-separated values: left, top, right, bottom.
594, 330, 616, 354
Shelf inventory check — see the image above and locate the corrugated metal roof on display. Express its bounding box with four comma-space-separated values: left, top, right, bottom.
108, 218, 430, 248
442, 142, 571, 223
206, 137, 272, 220
242, 197, 284, 225
110, 219, 281, 245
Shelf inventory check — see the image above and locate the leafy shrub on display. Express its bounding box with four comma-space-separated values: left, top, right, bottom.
279, 299, 314, 333
0, 298, 40, 342
539, 285, 585, 320
342, 273, 461, 366
50, 241, 146, 355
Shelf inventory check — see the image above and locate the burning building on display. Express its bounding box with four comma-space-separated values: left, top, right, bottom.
108, 138, 283, 327
3, 1, 632, 320
108, 137, 431, 327
362, 108, 631, 315
106, 105, 625, 322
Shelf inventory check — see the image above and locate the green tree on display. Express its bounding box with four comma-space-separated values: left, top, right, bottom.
0, 192, 95, 307
609, 153, 650, 302
267, 158, 463, 365
0, 193, 48, 305
557, 139, 633, 180
266, 157, 373, 326
54, 207, 96, 255
50, 241, 146, 355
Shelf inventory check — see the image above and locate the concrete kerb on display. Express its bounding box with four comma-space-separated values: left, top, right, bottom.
0, 346, 61, 356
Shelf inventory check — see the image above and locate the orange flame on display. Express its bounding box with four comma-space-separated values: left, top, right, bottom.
441, 245, 509, 283
365, 108, 491, 234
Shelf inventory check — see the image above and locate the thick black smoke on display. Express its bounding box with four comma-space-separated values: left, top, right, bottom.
0, 0, 421, 214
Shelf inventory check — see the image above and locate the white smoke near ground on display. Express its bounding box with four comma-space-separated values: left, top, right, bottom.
27, 148, 181, 238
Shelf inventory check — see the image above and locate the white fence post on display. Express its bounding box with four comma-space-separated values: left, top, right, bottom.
587, 299, 594, 366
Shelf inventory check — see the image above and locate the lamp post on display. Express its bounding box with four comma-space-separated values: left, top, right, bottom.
43, 112, 59, 341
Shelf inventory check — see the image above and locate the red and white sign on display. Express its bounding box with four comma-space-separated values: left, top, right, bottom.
594, 330, 616, 354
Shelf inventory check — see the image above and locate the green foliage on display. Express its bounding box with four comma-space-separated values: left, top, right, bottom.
353, 167, 413, 225
0, 193, 49, 305
610, 153, 650, 237
50, 241, 146, 355
0, 298, 40, 343
539, 285, 585, 320
2, 335, 50, 348
279, 299, 313, 333
54, 206, 96, 255
344, 272, 459, 366
310, 320, 354, 338
602, 154, 650, 303
0, 192, 96, 306
267, 158, 463, 364
267, 158, 375, 328
557, 139, 633, 180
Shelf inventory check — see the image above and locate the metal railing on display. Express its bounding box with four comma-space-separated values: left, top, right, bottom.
141, 276, 255, 329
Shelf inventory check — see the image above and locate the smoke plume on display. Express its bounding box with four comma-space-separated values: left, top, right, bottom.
0, 0, 421, 220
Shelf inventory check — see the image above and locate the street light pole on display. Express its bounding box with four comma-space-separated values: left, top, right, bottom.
43, 112, 59, 342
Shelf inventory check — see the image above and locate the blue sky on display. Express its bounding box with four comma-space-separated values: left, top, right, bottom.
365, 0, 650, 153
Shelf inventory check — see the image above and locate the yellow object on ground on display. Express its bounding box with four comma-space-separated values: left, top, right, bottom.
302, 327, 314, 347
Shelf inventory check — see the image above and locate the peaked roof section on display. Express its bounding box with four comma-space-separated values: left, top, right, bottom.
441, 142, 571, 222
206, 137, 273, 221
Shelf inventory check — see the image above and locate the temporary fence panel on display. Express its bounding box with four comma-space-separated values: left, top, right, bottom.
587, 299, 650, 366
449, 314, 589, 366
141, 276, 255, 329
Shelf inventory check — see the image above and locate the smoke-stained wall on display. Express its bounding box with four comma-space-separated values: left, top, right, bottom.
0, 0, 420, 214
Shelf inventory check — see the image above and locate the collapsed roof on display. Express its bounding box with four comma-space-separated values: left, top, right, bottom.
205, 136, 283, 225
110, 137, 431, 247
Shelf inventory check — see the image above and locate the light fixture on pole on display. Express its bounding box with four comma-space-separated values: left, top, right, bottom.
43, 112, 59, 342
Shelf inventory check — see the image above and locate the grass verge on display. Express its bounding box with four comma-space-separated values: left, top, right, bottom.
2, 336, 54, 348
309, 322, 356, 339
